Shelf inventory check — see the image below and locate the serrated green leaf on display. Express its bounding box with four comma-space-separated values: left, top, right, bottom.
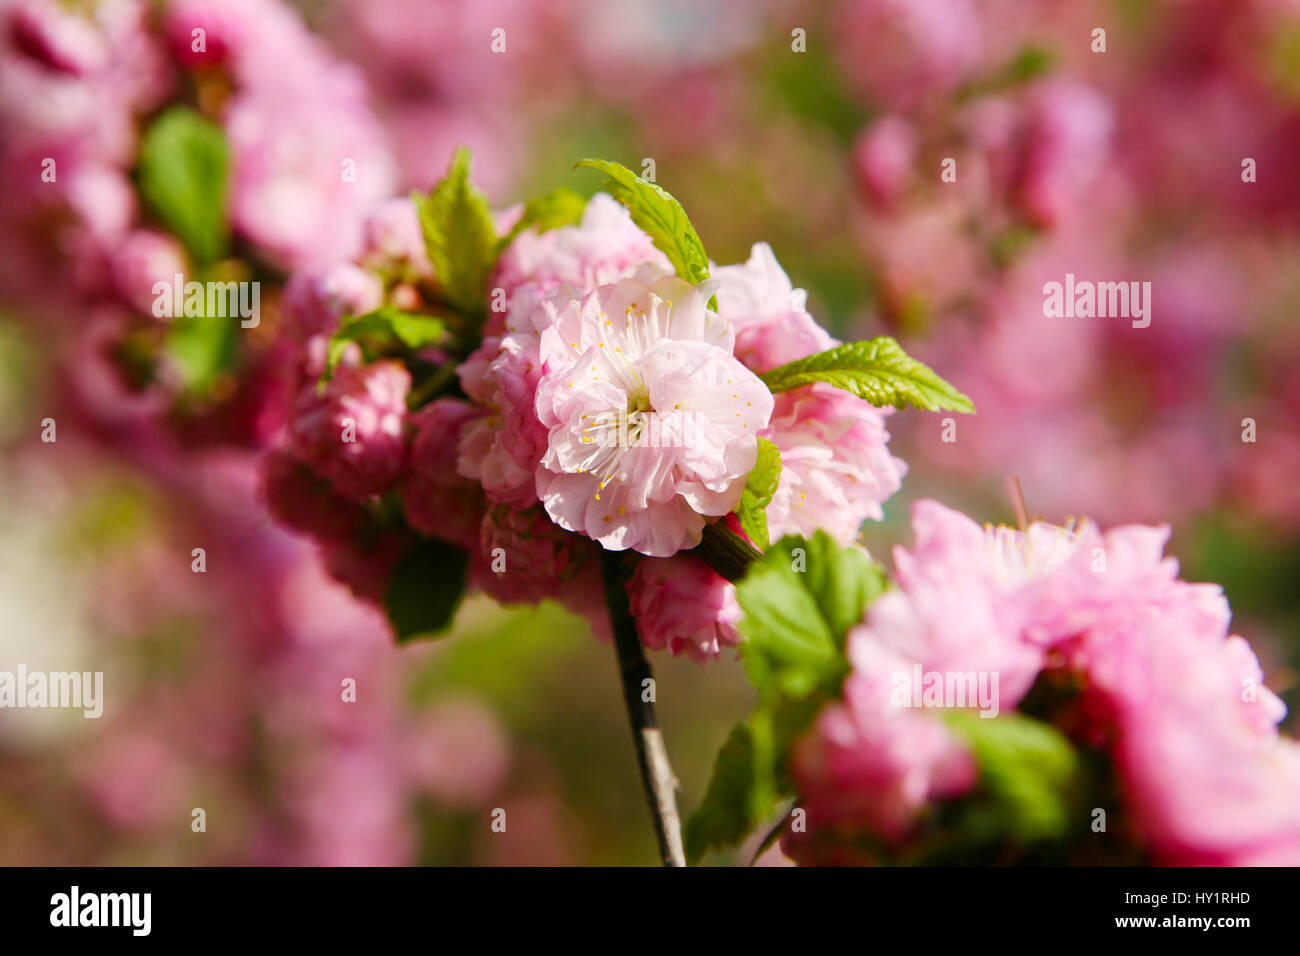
735, 438, 781, 548
136, 107, 229, 265
800, 532, 887, 649
498, 187, 589, 251
760, 337, 975, 413
385, 537, 469, 643
736, 532, 885, 694
322, 307, 447, 382
413, 148, 498, 314
574, 158, 710, 285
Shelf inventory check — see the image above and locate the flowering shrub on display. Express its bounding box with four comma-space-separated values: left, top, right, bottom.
264, 152, 970, 647
5, 0, 1297, 870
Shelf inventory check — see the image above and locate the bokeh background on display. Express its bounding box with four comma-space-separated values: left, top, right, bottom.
1, 0, 1298, 865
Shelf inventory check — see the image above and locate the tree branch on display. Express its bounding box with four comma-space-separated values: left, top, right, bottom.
601, 551, 686, 867
692, 520, 763, 582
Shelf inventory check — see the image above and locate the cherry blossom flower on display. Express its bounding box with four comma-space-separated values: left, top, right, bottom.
533, 275, 773, 557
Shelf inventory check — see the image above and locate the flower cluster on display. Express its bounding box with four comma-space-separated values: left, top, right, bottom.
0, 0, 393, 448
781, 500, 1300, 865
264, 163, 918, 661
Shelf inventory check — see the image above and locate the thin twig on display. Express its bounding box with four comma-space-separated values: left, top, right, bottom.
601, 552, 686, 867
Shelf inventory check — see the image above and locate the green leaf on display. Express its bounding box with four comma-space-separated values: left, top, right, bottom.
943, 710, 1079, 843
684, 690, 829, 864
574, 159, 710, 286
735, 438, 782, 548
499, 187, 589, 251
735, 532, 885, 695
685, 722, 773, 865
384, 537, 470, 643
800, 532, 887, 649
760, 337, 975, 413
413, 148, 498, 314
136, 107, 229, 265
323, 307, 447, 381
162, 310, 237, 395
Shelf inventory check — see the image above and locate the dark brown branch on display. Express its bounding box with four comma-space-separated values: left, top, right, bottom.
601, 552, 686, 867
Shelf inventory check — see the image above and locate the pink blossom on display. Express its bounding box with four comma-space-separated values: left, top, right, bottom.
358, 197, 430, 277
761, 383, 907, 543
1078, 615, 1300, 865
713, 242, 837, 373
402, 697, 512, 807
473, 502, 598, 607
533, 275, 774, 557
492, 193, 670, 306
835, 0, 985, 108
320, 529, 412, 607
788, 639, 976, 854
401, 398, 487, 549
226, 76, 396, 270
287, 360, 410, 501
854, 116, 918, 209
8, 0, 107, 76
281, 262, 384, 343
626, 554, 741, 663
110, 230, 187, 317
856, 500, 1060, 704
280, 262, 384, 382
455, 334, 549, 507
1012, 82, 1114, 229
262, 448, 370, 544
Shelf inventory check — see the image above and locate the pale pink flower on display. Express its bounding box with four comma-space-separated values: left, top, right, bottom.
627, 554, 741, 663
713, 242, 837, 373
761, 383, 907, 544
288, 360, 409, 501
533, 275, 774, 557
8, 0, 107, 77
